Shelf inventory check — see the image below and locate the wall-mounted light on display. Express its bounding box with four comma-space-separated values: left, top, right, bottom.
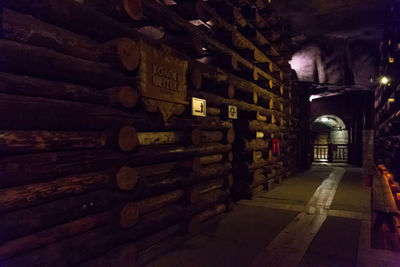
380, 76, 390, 85
388, 98, 395, 103
389, 57, 395, 63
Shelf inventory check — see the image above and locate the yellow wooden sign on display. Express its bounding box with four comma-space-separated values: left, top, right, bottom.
140, 40, 189, 121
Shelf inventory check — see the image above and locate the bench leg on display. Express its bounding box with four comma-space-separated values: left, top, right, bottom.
384, 214, 397, 233
373, 213, 397, 232
373, 213, 384, 232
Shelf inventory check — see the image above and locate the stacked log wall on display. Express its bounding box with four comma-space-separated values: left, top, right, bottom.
0, 0, 300, 265
374, 0, 400, 182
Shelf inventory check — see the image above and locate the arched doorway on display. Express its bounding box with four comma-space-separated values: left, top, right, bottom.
311, 115, 348, 162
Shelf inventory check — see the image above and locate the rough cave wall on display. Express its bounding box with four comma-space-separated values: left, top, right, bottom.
290, 39, 379, 86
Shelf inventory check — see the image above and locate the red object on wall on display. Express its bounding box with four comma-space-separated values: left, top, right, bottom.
271, 138, 280, 155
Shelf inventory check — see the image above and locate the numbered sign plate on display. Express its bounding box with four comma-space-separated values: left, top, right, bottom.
192, 97, 206, 117
228, 105, 238, 119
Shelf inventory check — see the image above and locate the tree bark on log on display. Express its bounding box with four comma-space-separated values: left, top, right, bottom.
0, 8, 100, 61
137, 190, 185, 215
171, 0, 212, 22
193, 162, 232, 180
192, 178, 224, 194
127, 143, 232, 166
76, 0, 143, 22
188, 189, 230, 215
2, 0, 138, 42
0, 144, 231, 189
0, 93, 135, 130
0, 170, 112, 212
0, 130, 107, 153
196, 154, 224, 165
100, 38, 140, 71
1, 204, 187, 266
0, 39, 137, 89
0, 211, 113, 261
201, 131, 224, 143
233, 138, 270, 152
0, 189, 112, 243
137, 130, 200, 146
0, 72, 139, 109
162, 34, 205, 58
0, 150, 126, 188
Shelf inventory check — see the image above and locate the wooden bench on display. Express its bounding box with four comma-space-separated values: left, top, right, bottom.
372, 172, 400, 232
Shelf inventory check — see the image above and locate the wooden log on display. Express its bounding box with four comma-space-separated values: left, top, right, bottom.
241, 6, 266, 29
119, 202, 139, 228
236, 120, 280, 135
233, 138, 269, 152
105, 86, 140, 109
193, 162, 232, 180
0, 150, 126, 188
129, 162, 230, 200
162, 34, 205, 58
0, 72, 139, 108
1, 205, 186, 266
0, 8, 100, 61
76, 0, 143, 22
0, 130, 107, 153
199, 54, 240, 71
1, 8, 141, 71
0, 189, 111, 243
137, 190, 185, 215
100, 38, 140, 71
187, 203, 226, 233
171, 0, 211, 21
118, 126, 138, 152
2, 0, 137, 42
193, 178, 224, 194
201, 130, 223, 143
207, 107, 221, 116
137, 129, 201, 146
0, 211, 113, 261
0, 39, 137, 88
234, 90, 258, 104
196, 154, 226, 168
0, 170, 112, 213
226, 128, 236, 144
212, 5, 247, 28
79, 224, 180, 267
189, 188, 230, 215
128, 143, 232, 166
0, 143, 231, 189
0, 93, 136, 131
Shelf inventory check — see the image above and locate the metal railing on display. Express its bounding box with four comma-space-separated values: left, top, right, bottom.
314, 145, 328, 161
313, 144, 348, 162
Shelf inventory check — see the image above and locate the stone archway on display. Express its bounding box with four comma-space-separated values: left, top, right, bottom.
312, 115, 349, 162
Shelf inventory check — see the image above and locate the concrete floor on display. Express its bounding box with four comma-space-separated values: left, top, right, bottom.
145, 166, 400, 267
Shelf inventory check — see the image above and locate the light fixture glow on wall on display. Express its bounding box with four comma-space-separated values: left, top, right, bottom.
380, 76, 390, 85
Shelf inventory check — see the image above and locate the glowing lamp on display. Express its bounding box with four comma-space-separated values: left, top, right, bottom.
389, 57, 395, 63
388, 98, 395, 103
380, 76, 390, 85
321, 117, 328, 122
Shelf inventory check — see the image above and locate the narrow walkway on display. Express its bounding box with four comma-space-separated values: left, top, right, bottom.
146, 167, 400, 267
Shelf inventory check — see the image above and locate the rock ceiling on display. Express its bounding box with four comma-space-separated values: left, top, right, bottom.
270, 0, 389, 88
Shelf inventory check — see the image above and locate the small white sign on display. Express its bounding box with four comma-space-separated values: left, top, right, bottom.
192, 97, 206, 117
228, 105, 238, 119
